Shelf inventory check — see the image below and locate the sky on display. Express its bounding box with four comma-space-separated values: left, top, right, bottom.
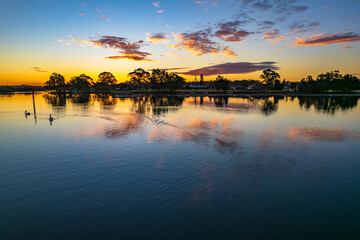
0, 0, 359, 85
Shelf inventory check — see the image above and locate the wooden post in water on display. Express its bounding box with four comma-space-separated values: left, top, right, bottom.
32, 88, 37, 122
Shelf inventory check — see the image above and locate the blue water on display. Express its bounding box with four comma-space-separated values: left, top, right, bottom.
1, 93, 360, 239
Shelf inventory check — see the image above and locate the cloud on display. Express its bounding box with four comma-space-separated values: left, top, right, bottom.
294, 32, 360, 46
31, 67, 48, 73
105, 54, 154, 61
179, 61, 279, 76
68, 34, 78, 38
170, 30, 222, 56
156, 10, 164, 13
153, 2, 160, 7
252, 1, 272, 11
262, 29, 286, 43
99, 15, 110, 21
210, 1, 220, 6
289, 21, 319, 33
90, 36, 153, 61
240, 0, 309, 21
194, 0, 206, 4
170, 28, 239, 57
257, 20, 276, 30
79, 12, 85, 16
288, 127, 360, 142
213, 21, 253, 42
291, 5, 308, 12
222, 47, 237, 57
96, 8, 102, 12
157, 67, 190, 71
147, 32, 169, 43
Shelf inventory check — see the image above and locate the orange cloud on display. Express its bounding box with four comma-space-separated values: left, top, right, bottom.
170, 31, 222, 56
91, 36, 154, 61
147, 32, 169, 43
294, 32, 360, 46
263, 30, 286, 43
105, 53, 154, 61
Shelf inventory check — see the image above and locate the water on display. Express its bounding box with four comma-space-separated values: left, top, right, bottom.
1, 93, 360, 240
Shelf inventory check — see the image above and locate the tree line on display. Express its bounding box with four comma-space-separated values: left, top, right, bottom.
44, 68, 360, 93
299, 70, 360, 93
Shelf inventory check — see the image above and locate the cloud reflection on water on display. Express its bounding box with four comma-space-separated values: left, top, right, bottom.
288, 127, 360, 142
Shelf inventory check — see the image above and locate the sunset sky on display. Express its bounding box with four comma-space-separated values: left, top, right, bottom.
0, 0, 359, 85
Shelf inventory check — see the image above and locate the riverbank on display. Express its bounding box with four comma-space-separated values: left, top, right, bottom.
2, 88, 360, 97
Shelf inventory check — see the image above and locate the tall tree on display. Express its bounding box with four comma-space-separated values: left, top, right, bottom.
214, 75, 230, 92
44, 72, 65, 90
97, 72, 117, 85
69, 74, 94, 90
128, 68, 150, 84
260, 69, 280, 85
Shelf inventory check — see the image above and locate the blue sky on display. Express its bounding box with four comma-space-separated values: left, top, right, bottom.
0, 0, 359, 84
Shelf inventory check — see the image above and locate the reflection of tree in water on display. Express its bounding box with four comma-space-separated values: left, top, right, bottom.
131, 97, 150, 114
43, 94, 66, 106
247, 96, 283, 116
95, 94, 117, 109
150, 96, 184, 115
298, 96, 359, 115
70, 94, 91, 105
260, 98, 278, 116
130, 96, 184, 115
212, 97, 229, 107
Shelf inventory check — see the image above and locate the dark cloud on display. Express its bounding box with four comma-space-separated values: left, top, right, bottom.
291, 5, 308, 12
147, 32, 169, 43
31, 67, 48, 73
295, 32, 360, 46
179, 61, 279, 76
91, 36, 153, 61
289, 21, 319, 32
213, 21, 253, 42
240, 0, 309, 20
257, 20, 276, 30
252, 1, 272, 11
171, 30, 233, 56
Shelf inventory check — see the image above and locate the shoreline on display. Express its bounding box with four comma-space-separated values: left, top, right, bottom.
1, 90, 360, 97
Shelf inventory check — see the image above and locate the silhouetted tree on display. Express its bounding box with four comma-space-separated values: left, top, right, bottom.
166, 73, 185, 92
298, 71, 360, 93
69, 74, 94, 91
128, 68, 150, 85
272, 79, 284, 90
44, 73, 66, 90
97, 72, 117, 85
149, 69, 167, 89
96, 72, 117, 92
260, 69, 280, 85
214, 75, 230, 92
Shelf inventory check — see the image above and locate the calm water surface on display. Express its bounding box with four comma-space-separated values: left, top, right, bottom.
1, 93, 360, 239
